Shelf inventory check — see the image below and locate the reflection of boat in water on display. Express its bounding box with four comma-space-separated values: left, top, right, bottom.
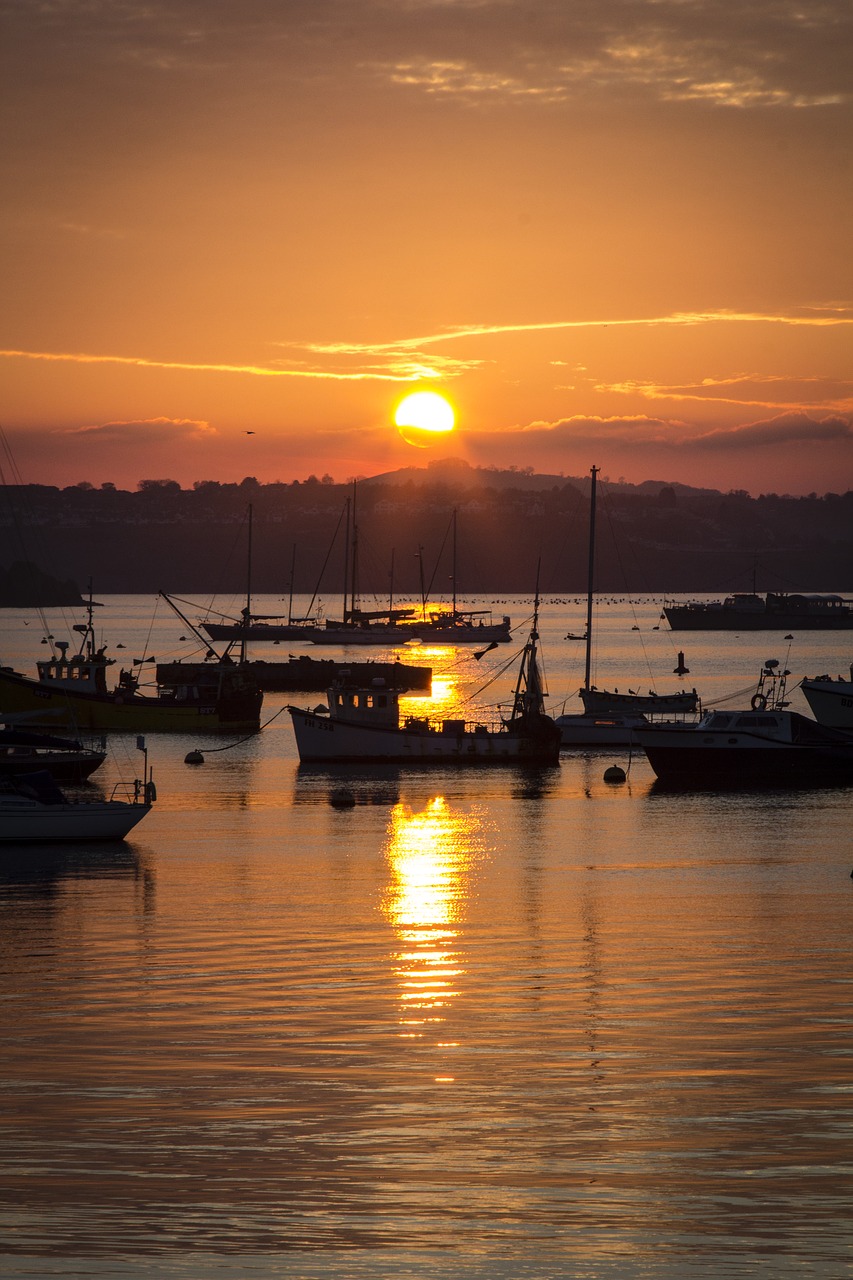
0, 721, 106, 782
635, 660, 853, 786
288, 589, 560, 765
0, 591, 263, 734
663, 592, 853, 631
0, 743, 155, 842
556, 467, 699, 747
800, 665, 853, 730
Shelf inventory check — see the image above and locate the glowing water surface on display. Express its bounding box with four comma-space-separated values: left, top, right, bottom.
0, 596, 851, 1278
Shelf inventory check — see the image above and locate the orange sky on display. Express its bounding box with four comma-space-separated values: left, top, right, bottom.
2, 1, 852, 496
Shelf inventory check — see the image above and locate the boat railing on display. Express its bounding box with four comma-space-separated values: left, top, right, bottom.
402, 712, 505, 736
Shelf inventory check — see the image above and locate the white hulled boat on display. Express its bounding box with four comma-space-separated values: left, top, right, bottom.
0, 739, 156, 842
288, 590, 560, 766
800, 665, 853, 730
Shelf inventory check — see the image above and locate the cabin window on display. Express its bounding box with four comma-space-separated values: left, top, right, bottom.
377, 695, 387, 708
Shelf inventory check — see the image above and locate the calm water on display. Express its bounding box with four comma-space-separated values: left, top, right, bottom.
1, 595, 852, 1279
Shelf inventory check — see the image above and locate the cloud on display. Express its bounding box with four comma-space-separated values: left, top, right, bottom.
477, 410, 853, 455
691, 412, 853, 451
64, 417, 217, 443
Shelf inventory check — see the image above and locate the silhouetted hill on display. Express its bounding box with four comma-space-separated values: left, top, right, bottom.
1, 466, 850, 596
0, 561, 86, 607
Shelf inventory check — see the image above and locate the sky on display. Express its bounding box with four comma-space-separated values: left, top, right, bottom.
1, 0, 852, 496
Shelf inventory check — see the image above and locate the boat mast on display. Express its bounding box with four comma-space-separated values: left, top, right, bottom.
286, 543, 296, 626
584, 466, 599, 692
511, 562, 544, 720
350, 479, 359, 621
242, 503, 253, 664
388, 547, 395, 616
452, 508, 457, 616
342, 494, 351, 622
417, 545, 426, 619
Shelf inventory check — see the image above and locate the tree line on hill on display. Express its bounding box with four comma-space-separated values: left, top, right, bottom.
1, 461, 851, 603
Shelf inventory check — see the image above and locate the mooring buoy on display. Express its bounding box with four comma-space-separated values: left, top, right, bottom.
603, 765, 627, 784
184, 749, 205, 765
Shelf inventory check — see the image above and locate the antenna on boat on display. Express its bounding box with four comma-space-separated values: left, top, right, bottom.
584, 465, 599, 693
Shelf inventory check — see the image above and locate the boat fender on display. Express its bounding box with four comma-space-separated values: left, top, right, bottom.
750, 693, 767, 711
144, 780, 157, 803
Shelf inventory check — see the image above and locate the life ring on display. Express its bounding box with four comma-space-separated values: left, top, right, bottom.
750, 693, 767, 711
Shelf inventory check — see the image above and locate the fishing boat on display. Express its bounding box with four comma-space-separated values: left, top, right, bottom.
0, 740, 155, 842
556, 466, 699, 747
800, 665, 853, 730
663, 592, 853, 631
287, 589, 560, 765
634, 659, 853, 786
0, 721, 106, 782
0, 592, 263, 734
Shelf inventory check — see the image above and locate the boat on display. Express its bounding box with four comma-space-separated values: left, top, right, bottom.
0, 591, 263, 734
0, 740, 155, 842
800, 664, 853, 729
156, 654, 431, 694
556, 466, 699, 747
634, 659, 853, 786
287, 587, 561, 765
201, 499, 512, 647
663, 592, 853, 631
0, 721, 106, 782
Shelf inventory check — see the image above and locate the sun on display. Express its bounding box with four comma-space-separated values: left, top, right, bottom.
394, 391, 456, 448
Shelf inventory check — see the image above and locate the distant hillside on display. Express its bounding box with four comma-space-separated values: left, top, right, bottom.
1, 467, 850, 594
366, 457, 719, 498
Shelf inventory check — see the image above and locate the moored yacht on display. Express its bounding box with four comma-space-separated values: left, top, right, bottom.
634, 660, 853, 786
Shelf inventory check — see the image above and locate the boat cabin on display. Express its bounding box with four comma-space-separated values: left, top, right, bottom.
329, 682, 401, 728
35, 640, 113, 695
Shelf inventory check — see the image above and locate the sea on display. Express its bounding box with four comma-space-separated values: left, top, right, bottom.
1, 593, 851, 1280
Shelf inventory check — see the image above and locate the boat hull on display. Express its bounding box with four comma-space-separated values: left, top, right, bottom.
664, 607, 853, 631
0, 799, 151, 842
288, 707, 560, 765
157, 657, 432, 694
557, 713, 648, 748
204, 621, 511, 646
0, 666, 262, 734
636, 724, 853, 786
801, 679, 853, 730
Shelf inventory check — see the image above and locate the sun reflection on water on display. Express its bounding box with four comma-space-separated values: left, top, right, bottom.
381, 796, 485, 1035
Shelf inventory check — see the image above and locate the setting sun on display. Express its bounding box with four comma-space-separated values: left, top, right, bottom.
395, 391, 456, 448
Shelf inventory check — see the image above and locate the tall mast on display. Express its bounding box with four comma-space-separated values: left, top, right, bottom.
350, 479, 359, 620
342, 495, 351, 622
584, 466, 599, 692
388, 547, 395, 616
241, 504, 253, 664
287, 542, 296, 625
452, 508, 457, 615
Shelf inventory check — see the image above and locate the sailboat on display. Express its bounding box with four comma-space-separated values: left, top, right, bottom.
556, 466, 699, 747
205, 492, 511, 646
288, 584, 560, 764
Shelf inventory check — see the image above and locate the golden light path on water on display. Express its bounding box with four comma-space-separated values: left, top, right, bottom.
382, 797, 490, 1077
